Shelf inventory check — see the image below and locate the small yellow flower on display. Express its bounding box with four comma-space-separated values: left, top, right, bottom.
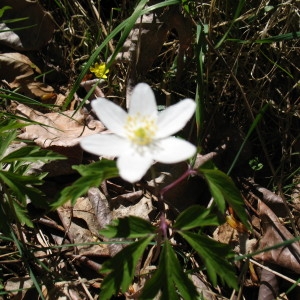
90, 62, 109, 79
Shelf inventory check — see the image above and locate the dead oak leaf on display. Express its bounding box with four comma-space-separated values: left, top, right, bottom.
17, 103, 105, 149
254, 200, 300, 274
0, 52, 55, 99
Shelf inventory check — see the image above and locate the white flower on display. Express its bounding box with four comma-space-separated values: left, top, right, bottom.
80, 83, 196, 183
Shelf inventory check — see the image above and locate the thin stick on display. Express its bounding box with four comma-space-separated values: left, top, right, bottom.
250, 259, 300, 287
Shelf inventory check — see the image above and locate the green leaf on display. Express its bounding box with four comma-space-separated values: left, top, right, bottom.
2, 146, 66, 163
51, 159, 118, 209
100, 216, 156, 238
174, 205, 221, 230
0, 118, 28, 133
0, 88, 59, 109
140, 240, 199, 299
99, 236, 153, 300
0, 170, 45, 204
0, 131, 17, 161
12, 200, 33, 228
179, 231, 238, 289
200, 168, 249, 227
0, 6, 11, 18
249, 157, 264, 171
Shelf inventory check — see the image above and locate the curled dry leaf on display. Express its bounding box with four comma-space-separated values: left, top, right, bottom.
0, 0, 54, 51
254, 200, 300, 274
0, 52, 55, 99
258, 268, 280, 300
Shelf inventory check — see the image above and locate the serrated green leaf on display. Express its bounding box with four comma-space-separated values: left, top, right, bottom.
0, 170, 45, 205
99, 236, 153, 300
72, 159, 117, 176
51, 159, 118, 209
12, 200, 33, 228
140, 240, 199, 299
0, 131, 17, 160
200, 168, 249, 227
2, 146, 66, 163
174, 205, 221, 230
179, 231, 238, 289
100, 216, 156, 238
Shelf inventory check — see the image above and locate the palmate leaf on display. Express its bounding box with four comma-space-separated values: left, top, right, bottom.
100, 216, 156, 239
140, 240, 199, 300
99, 236, 153, 300
174, 205, 221, 230
179, 231, 238, 289
200, 168, 249, 228
52, 159, 119, 209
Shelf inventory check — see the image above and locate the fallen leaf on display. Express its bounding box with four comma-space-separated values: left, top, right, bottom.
254, 200, 300, 273
0, 0, 54, 51
16, 104, 105, 176
17, 104, 105, 148
258, 268, 280, 300
0, 52, 55, 99
57, 197, 109, 257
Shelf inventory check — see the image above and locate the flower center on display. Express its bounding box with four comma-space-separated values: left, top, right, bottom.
125, 114, 157, 146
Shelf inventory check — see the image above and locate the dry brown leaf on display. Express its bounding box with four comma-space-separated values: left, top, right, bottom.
0, 0, 54, 51
258, 268, 280, 300
16, 104, 105, 176
57, 198, 109, 257
213, 221, 239, 245
255, 200, 300, 273
17, 103, 105, 149
4, 276, 33, 299
0, 52, 56, 99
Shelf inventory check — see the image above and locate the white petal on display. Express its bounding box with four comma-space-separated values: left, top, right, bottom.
80, 134, 130, 156
91, 98, 127, 136
128, 83, 158, 117
156, 99, 196, 138
117, 153, 153, 183
153, 137, 196, 163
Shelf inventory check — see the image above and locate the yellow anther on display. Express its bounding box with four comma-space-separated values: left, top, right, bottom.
125, 114, 157, 146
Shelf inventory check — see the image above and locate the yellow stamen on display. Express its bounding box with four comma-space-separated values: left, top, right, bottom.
125, 114, 157, 146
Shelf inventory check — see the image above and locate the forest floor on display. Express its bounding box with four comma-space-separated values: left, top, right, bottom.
0, 1, 299, 299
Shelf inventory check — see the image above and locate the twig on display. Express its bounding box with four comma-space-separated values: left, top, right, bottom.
250, 259, 300, 287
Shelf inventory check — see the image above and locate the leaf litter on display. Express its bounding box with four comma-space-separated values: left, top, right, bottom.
0, 0, 299, 299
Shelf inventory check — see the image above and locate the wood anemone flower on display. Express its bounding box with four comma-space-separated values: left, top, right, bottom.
80, 83, 196, 183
